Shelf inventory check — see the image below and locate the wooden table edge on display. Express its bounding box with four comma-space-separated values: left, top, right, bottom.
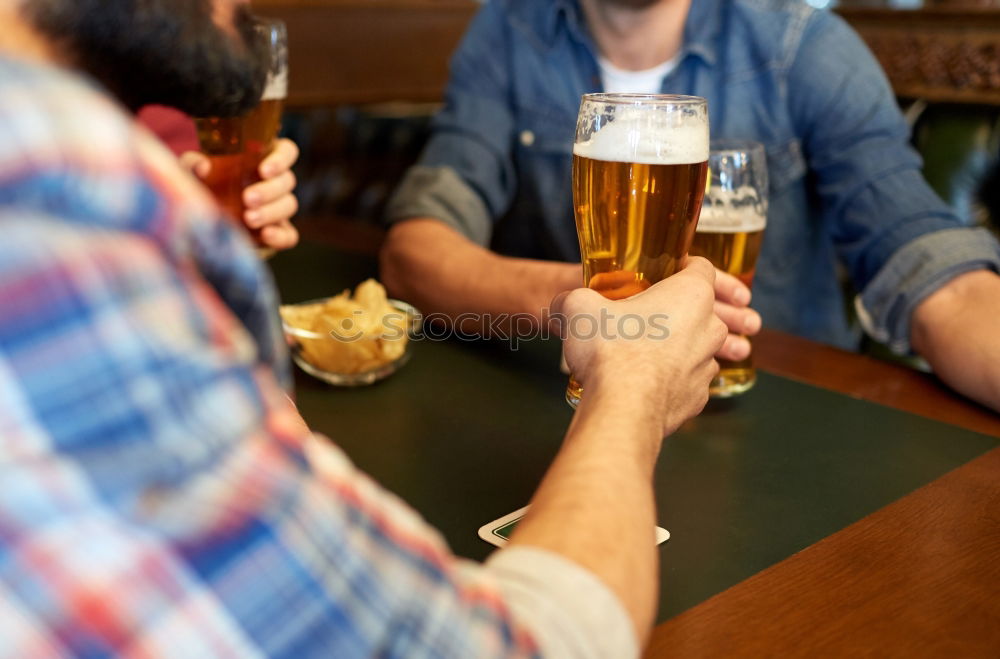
753, 328, 1000, 437
644, 331, 1000, 657
645, 445, 1000, 657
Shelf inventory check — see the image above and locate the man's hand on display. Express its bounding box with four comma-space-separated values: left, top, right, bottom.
911, 269, 1000, 412
513, 257, 727, 646
552, 256, 728, 437
560, 265, 759, 364
182, 138, 300, 250
712, 269, 761, 362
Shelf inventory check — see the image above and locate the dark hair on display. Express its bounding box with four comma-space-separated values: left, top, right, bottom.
26, 0, 265, 117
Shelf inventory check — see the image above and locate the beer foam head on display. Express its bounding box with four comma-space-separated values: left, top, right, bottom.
263, 72, 288, 101
573, 107, 708, 164
698, 186, 768, 233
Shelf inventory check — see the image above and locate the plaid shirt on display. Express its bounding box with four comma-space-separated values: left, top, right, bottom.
0, 56, 637, 658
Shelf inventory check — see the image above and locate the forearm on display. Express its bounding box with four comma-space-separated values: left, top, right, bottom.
911, 269, 1000, 411
380, 219, 580, 332
507, 368, 664, 645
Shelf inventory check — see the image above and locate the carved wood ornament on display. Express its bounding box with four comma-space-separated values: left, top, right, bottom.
839, 6, 1000, 103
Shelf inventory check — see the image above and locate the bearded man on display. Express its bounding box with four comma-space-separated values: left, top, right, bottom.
0, 1, 732, 655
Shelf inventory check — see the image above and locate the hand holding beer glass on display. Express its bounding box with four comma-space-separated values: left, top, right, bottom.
195, 19, 288, 245
567, 94, 709, 407
690, 141, 768, 397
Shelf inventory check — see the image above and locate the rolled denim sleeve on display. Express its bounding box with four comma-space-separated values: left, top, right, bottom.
385, 0, 516, 244
856, 227, 1000, 352
787, 11, 990, 346
386, 165, 494, 246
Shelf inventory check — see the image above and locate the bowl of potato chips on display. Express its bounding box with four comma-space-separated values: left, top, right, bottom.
279, 279, 420, 386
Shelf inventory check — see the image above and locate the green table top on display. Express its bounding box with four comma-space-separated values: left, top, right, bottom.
269, 240, 999, 622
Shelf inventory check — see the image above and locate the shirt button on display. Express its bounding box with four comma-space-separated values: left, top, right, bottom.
520, 130, 535, 147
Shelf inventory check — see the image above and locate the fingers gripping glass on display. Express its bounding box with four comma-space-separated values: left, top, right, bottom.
689, 140, 769, 398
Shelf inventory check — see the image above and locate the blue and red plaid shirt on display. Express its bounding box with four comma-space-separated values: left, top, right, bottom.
0, 55, 637, 658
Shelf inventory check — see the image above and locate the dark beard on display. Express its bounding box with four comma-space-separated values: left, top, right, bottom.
25, 0, 266, 117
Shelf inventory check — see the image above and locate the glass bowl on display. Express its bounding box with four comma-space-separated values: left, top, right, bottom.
281, 297, 421, 386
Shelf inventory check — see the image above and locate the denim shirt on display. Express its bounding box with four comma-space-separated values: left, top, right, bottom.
387, 0, 1000, 350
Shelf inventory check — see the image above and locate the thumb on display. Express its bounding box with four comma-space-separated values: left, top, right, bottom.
678, 255, 717, 286
179, 151, 211, 180
549, 289, 572, 318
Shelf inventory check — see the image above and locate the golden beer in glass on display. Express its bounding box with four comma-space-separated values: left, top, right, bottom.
195, 19, 288, 235
690, 141, 769, 397
567, 94, 709, 407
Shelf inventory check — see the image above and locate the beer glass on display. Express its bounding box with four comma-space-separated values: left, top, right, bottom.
195, 19, 288, 235
567, 94, 709, 407
690, 141, 768, 397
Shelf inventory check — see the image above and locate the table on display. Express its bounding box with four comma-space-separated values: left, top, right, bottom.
648, 332, 1000, 658
269, 240, 1000, 656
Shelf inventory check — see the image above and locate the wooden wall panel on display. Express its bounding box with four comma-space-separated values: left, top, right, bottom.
255, 0, 478, 107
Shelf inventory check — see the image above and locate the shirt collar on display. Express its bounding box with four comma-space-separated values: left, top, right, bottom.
682, 0, 723, 66
544, 0, 588, 47
534, 0, 721, 66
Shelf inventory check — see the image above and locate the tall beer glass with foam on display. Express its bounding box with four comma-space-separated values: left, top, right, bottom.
567, 94, 709, 408
195, 19, 288, 236
690, 140, 768, 397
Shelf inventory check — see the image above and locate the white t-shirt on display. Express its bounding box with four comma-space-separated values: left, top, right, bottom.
598, 54, 680, 94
